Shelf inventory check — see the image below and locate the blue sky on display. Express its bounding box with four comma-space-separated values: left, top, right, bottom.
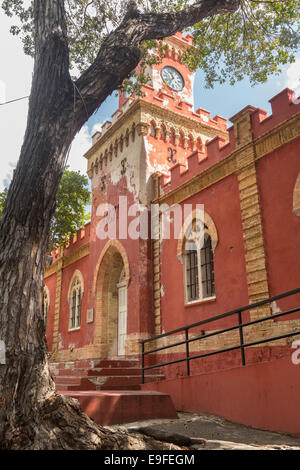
0, 10, 299, 191
87, 59, 300, 135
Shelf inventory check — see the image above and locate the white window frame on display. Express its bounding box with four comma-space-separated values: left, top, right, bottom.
183, 220, 216, 306
68, 270, 84, 331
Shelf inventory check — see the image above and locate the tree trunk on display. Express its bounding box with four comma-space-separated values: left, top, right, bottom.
0, 0, 239, 449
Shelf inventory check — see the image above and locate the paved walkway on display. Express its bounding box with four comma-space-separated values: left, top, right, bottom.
109, 412, 300, 450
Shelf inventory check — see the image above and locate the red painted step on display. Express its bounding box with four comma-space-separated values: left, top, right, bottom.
50, 358, 178, 425
60, 390, 178, 426
51, 358, 164, 393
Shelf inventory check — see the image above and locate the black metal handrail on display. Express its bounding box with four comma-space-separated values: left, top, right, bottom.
141, 288, 300, 384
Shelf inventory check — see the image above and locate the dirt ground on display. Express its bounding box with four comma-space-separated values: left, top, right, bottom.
108, 412, 300, 450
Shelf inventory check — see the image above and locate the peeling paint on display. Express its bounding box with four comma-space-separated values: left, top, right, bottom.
58, 333, 64, 350
271, 301, 281, 315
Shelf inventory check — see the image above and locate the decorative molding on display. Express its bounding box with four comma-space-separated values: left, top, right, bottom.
44, 244, 90, 278
177, 210, 218, 263
44, 259, 63, 279
255, 113, 300, 160
156, 153, 237, 207
84, 98, 228, 179
63, 243, 90, 269
156, 113, 300, 208
92, 239, 130, 294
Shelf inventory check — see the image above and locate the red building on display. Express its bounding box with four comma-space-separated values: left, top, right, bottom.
44, 33, 300, 433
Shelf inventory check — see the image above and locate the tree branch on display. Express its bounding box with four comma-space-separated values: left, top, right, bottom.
74, 0, 241, 129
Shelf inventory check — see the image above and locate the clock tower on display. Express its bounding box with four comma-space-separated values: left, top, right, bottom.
84, 32, 228, 357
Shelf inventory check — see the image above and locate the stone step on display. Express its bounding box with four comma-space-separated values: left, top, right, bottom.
60, 390, 178, 426
73, 375, 144, 390
92, 359, 140, 368
55, 374, 165, 392
87, 367, 143, 377
54, 376, 81, 385
53, 367, 144, 377
95, 385, 142, 391
51, 357, 165, 393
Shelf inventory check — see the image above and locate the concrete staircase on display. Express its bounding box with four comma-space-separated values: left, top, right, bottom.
50, 358, 177, 425
51, 358, 164, 392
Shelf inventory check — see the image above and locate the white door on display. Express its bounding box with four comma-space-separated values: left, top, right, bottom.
117, 284, 127, 356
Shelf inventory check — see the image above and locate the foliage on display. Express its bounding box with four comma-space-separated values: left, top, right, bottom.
0, 171, 91, 249
49, 169, 91, 249
184, 0, 300, 87
1, 0, 299, 89
0, 188, 8, 217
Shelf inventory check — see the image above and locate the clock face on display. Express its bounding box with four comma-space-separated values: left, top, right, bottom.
161, 66, 185, 92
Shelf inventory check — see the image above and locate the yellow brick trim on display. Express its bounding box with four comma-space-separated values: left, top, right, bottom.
155, 113, 300, 208
52, 268, 62, 352
236, 158, 270, 316
255, 112, 300, 160
63, 243, 90, 269
45, 244, 89, 278
153, 238, 161, 335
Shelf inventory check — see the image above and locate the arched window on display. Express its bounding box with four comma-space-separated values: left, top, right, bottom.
185, 240, 199, 302
43, 286, 50, 326
68, 273, 84, 330
200, 233, 215, 299
182, 217, 216, 304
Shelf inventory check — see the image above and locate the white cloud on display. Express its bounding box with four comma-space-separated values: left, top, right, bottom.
0, 13, 33, 190
285, 59, 300, 91
0, 13, 95, 190
66, 125, 92, 175
91, 123, 103, 135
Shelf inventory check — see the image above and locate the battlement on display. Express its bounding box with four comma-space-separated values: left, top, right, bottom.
159, 88, 300, 194
90, 88, 228, 155
50, 222, 91, 262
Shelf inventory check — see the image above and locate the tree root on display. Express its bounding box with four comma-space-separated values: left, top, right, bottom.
1, 393, 182, 450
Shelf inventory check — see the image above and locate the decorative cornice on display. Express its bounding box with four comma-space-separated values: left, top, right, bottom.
156, 153, 237, 207
63, 243, 90, 269
84, 97, 228, 162
254, 112, 300, 160
84, 99, 143, 160
44, 244, 90, 278
156, 112, 300, 207
140, 100, 228, 139
44, 259, 63, 278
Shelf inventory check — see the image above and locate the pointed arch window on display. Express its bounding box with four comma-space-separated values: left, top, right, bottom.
68, 274, 83, 330
185, 240, 199, 302
183, 219, 216, 304
200, 233, 215, 299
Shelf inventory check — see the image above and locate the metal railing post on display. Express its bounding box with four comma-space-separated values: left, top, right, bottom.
185, 328, 190, 376
238, 311, 246, 366
140, 289, 300, 378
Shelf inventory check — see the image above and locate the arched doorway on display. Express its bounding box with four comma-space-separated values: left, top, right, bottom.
117, 268, 127, 356
94, 241, 130, 358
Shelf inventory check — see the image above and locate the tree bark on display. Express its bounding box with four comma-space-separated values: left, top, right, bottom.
0, 0, 240, 449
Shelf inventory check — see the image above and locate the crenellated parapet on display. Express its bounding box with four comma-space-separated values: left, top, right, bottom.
85, 94, 228, 181
45, 223, 91, 278
158, 88, 300, 196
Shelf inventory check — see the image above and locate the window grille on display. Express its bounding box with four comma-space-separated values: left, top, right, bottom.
200, 234, 215, 298
185, 241, 199, 301
69, 278, 82, 329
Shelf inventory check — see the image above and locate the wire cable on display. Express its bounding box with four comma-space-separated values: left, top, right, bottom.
0, 96, 29, 106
